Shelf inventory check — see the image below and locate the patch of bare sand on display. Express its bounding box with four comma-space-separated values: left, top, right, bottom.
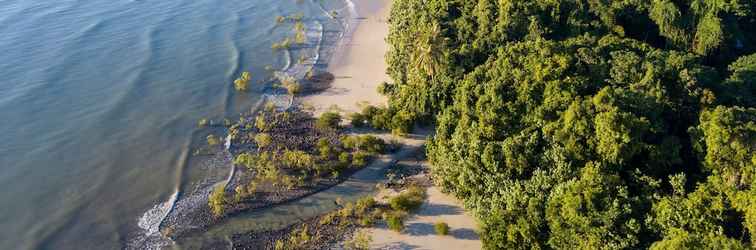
301, 0, 391, 115
365, 186, 482, 250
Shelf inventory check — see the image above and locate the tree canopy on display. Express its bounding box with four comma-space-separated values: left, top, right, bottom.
384, 0, 755, 248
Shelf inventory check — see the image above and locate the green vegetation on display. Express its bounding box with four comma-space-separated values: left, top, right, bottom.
351, 151, 368, 167
234, 71, 251, 92
386, 212, 405, 232
316, 111, 342, 130
198, 118, 209, 127
275, 225, 312, 250
350, 104, 413, 135
384, 0, 756, 248
274, 196, 380, 250
340, 135, 386, 155
349, 112, 366, 127
294, 21, 306, 44
388, 184, 425, 212
206, 134, 220, 146
271, 38, 292, 50
270, 189, 428, 248
254, 133, 272, 148
227, 108, 389, 203
208, 184, 227, 217
434, 222, 449, 236
344, 230, 371, 250
254, 114, 270, 132
276, 13, 303, 24
281, 77, 301, 95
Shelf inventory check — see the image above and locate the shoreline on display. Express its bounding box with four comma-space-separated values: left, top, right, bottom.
132, 0, 397, 248
222, 0, 402, 248
301, 0, 392, 114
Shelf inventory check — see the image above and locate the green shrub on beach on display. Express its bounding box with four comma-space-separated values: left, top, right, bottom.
275, 224, 312, 250
340, 135, 358, 150
316, 112, 342, 130
341, 135, 386, 154
319, 212, 337, 226
389, 185, 425, 212
389, 110, 413, 135
208, 184, 227, 217
345, 230, 372, 250
338, 152, 351, 166
359, 135, 386, 154
367, 107, 393, 130
353, 105, 415, 134
349, 112, 366, 127
434, 222, 450, 235
352, 151, 369, 167
359, 216, 374, 227
282, 150, 313, 170
281, 78, 301, 95
294, 21, 306, 44
355, 197, 376, 214
234, 185, 247, 203
274, 240, 285, 250
255, 115, 270, 132
254, 133, 272, 148
386, 212, 405, 232
206, 134, 220, 146
317, 138, 334, 159
271, 38, 292, 50
234, 152, 254, 167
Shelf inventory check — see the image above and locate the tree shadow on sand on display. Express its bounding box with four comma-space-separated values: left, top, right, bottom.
450, 228, 480, 240
376, 241, 421, 250
403, 222, 435, 236
416, 203, 463, 216
403, 222, 480, 240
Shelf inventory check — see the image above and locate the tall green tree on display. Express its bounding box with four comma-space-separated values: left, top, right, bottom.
386, 0, 756, 248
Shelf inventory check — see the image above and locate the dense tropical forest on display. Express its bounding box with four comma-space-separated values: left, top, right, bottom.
377, 0, 755, 248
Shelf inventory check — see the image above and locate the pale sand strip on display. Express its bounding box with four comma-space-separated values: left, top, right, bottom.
366, 186, 483, 250
301, 0, 391, 114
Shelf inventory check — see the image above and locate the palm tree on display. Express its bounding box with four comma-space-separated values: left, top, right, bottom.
412, 22, 447, 79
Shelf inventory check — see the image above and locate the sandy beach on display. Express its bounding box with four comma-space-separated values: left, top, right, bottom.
301, 1, 482, 248
302, 0, 391, 114
367, 185, 483, 250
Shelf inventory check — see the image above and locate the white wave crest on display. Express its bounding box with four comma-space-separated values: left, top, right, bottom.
137, 190, 178, 236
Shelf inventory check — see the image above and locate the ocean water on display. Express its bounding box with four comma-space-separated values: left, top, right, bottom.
0, 0, 350, 248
